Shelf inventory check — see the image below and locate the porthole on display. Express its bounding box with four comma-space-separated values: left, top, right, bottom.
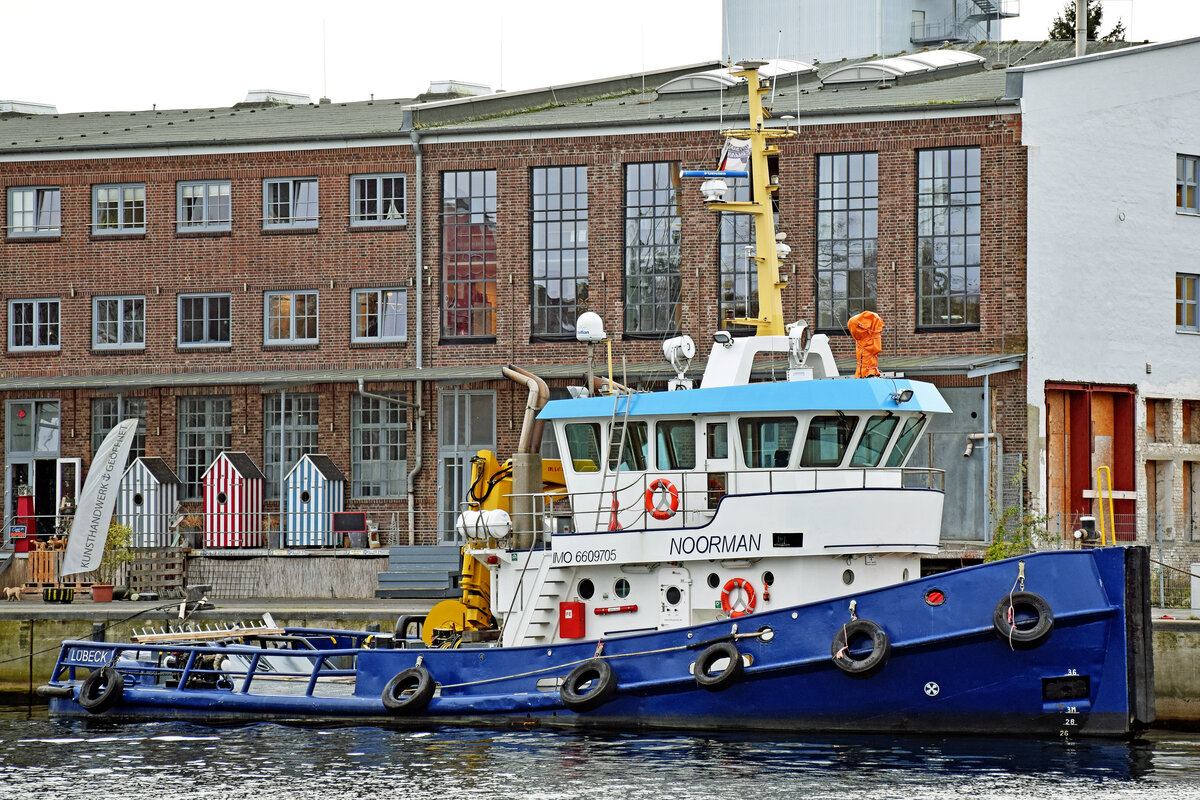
707, 572, 720, 589
578, 578, 595, 600
665, 586, 682, 605
902, 568, 910, 582
132, 493, 144, 507
216, 491, 228, 505
762, 571, 775, 586
615, 578, 631, 599
300, 490, 311, 503
842, 569, 854, 585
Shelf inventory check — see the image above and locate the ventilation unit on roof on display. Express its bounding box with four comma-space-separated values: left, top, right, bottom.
0, 100, 57, 115
426, 80, 492, 97
242, 89, 312, 106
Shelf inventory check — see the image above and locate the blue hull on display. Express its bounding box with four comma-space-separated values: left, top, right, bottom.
45, 547, 1155, 737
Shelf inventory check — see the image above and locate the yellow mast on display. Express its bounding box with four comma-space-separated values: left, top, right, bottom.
705, 62, 796, 337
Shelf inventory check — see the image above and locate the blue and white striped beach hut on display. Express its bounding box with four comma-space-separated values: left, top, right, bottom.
117, 457, 182, 548
284, 454, 346, 547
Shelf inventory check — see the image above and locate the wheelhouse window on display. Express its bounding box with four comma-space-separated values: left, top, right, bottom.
442, 170, 497, 338
656, 420, 696, 470
177, 396, 231, 500
608, 421, 649, 471
91, 396, 147, 467
564, 423, 603, 473
353, 288, 407, 342
817, 153, 878, 330
885, 415, 927, 467
351, 173, 406, 227
739, 417, 798, 469
800, 415, 858, 467
265, 291, 318, 344
263, 178, 318, 229
178, 180, 231, 232
8, 298, 60, 351
849, 414, 899, 467
917, 147, 980, 328
625, 162, 682, 337
1179, 155, 1199, 213
532, 166, 589, 337
93, 183, 146, 234
352, 394, 407, 497
1179, 274, 1199, 332
179, 293, 231, 346
93, 295, 145, 349
7, 187, 60, 237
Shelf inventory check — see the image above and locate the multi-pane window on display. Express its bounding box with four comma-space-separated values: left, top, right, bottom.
93, 295, 146, 349
817, 153, 879, 330
8, 299, 60, 351
1179, 156, 1199, 213
263, 394, 320, 499
179, 293, 231, 346
177, 396, 231, 499
351, 394, 408, 497
91, 396, 147, 467
917, 147, 981, 327
718, 178, 756, 328
92, 183, 146, 234
265, 291, 318, 344
351, 174, 406, 226
532, 166, 589, 337
263, 178, 318, 229
625, 162, 682, 337
442, 170, 497, 338
7, 187, 61, 236
1178, 273, 1199, 332
352, 288, 407, 342
178, 180, 231, 231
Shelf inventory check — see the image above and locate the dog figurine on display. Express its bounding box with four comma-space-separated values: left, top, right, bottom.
4, 587, 21, 601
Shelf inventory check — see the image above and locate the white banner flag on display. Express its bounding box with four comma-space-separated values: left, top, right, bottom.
719, 137, 752, 174
61, 419, 139, 576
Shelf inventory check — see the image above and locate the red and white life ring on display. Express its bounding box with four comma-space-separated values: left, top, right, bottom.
645, 479, 680, 520
721, 578, 757, 618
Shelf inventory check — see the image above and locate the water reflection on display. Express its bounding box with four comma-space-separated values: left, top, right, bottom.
0, 705, 1197, 800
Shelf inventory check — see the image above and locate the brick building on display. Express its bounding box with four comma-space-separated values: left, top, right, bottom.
0, 42, 1128, 550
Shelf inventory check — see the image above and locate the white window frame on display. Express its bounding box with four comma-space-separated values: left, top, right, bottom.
350, 173, 407, 227
177, 179, 231, 232
351, 288, 407, 343
7, 186, 61, 237
92, 295, 146, 350
178, 293, 232, 347
92, 182, 146, 234
264, 290, 319, 344
8, 298, 61, 351
263, 178, 318, 230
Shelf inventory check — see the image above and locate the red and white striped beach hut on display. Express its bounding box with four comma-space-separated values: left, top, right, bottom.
202, 452, 265, 548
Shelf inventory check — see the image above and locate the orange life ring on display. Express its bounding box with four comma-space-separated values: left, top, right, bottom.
721, 578, 757, 618
645, 479, 680, 520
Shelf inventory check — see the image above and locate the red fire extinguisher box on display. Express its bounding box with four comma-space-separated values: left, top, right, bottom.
559, 601, 586, 639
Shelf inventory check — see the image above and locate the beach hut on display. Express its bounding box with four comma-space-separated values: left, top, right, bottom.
284, 454, 346, 547
202, 452, 265, 548
116, 457, 182, 547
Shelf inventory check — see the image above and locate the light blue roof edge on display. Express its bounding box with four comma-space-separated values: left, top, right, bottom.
538, 378, 951, 420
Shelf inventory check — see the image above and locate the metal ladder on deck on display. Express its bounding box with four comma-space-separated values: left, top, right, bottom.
511, 558, 576, 646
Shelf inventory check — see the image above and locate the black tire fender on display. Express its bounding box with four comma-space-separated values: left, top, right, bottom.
381, 666, 436, 713
693, 641, 744, 692
831, 619, 891, 678
560, 659, 617, 712
78, 666, 124, 713
993, 591, 1054, 649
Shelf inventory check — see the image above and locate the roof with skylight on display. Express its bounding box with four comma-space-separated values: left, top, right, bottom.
657, 59, 818, 95
822, 51, 986, 85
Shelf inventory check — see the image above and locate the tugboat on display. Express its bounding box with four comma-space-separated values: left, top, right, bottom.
40, 63, 1154, 737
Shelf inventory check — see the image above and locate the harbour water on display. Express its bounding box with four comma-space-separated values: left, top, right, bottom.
3, 703, 1200, 799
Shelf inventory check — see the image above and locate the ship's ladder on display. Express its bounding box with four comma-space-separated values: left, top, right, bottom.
508, 557, 576, 646
595, 387, 636, 531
